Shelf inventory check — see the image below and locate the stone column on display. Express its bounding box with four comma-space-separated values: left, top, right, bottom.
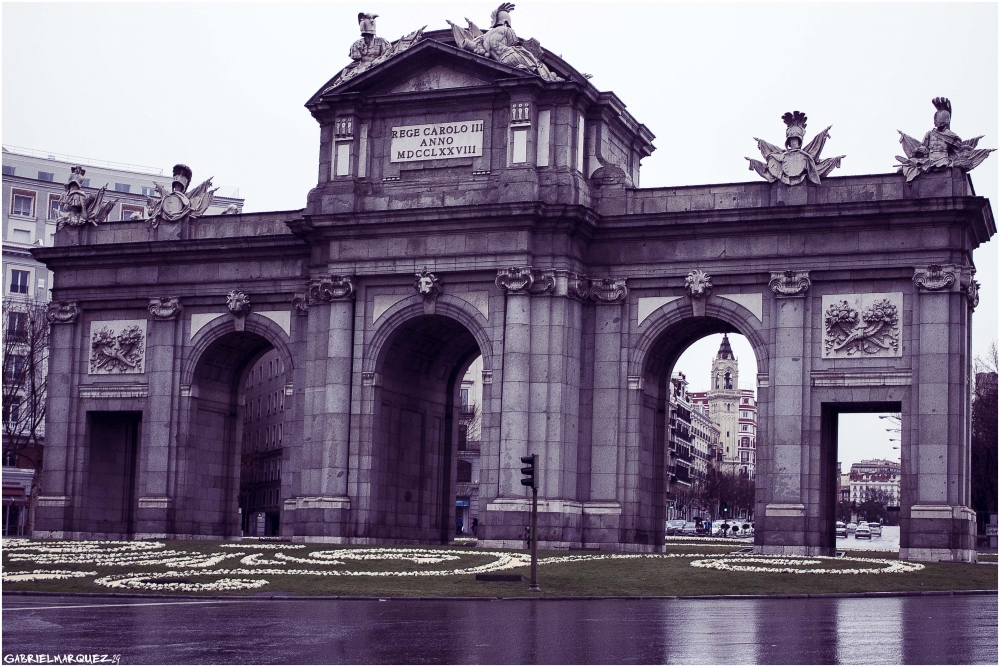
33, 301, 81, 538
134, 297, 183, 538
285, 276, 354, 540
586, 278, 628, 547
759, 271, 812, 555
902, 265, 977, 562
482, 268, 532, 546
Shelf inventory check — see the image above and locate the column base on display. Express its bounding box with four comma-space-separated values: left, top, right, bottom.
281, 496, 352, 540
900, 504, 977, 562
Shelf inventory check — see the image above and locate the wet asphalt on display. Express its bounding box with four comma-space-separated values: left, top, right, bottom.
2, 592, 996, 664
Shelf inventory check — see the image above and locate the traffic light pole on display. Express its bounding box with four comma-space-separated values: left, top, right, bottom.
529, 484, 539, 592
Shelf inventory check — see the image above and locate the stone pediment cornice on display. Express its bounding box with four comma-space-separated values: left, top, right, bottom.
309, 38, 540, 108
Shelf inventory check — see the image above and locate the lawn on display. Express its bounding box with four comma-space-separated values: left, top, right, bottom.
2, 537, 995, 598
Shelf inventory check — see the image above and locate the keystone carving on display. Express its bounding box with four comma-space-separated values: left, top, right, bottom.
148, 297, 182, 320
895, 98, 995, 182
307, 276, 355, 302
495, 266, 534, 292
769, 270, 811, 297
45, 301, 79, 324
448, 4, 563, 82
684, 270, 713, 299
146, 164, 217, 228
414, 269, 442, 301
746, 111, 844, 185
824, 299, 899, 356
226, 290, 251, 317
912, 265, 956, 291
589, 278, 628, 303
55, 166, 117, 230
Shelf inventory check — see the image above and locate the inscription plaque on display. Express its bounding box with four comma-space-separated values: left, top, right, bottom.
390, 121, 484, 162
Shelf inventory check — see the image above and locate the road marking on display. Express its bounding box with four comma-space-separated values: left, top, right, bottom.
4, 600, 246, 612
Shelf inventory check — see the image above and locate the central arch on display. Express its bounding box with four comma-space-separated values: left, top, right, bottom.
627, 298, 769, 548
360, 309, 487, 543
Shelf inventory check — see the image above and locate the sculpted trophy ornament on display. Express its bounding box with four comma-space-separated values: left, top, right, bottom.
747, 111, 844, 185
55, 166, 117, 230
448, 4, 563, 82
146, 164, 217, 228
326, 13, 425, 89
895, 98, 995, 182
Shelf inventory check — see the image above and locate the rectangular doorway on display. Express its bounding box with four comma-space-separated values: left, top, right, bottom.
85, 411, 141, 537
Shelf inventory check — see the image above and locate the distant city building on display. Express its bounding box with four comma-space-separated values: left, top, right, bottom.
849, 459, 901, 506
241, 350, 288, 536
455, 356, 483, 536
689, 334, 756, 478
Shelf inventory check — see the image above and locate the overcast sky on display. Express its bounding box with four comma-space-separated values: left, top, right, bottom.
4, 1, 994, 467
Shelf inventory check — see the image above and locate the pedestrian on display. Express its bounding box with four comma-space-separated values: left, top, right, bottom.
471, 517, 478, 536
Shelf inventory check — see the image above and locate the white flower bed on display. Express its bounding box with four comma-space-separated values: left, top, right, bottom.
3, 539, 925, 592
689, 554, 925, 575
2, 569, 98, 583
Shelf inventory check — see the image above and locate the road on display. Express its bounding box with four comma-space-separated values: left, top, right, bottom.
3, 593, 996, 664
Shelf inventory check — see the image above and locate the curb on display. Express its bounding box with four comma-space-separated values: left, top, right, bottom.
3, 589, 996, 603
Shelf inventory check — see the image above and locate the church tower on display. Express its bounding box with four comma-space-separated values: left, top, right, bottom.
707, 334, 741, 470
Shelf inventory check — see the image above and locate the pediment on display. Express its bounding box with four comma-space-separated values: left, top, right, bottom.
308, 38, 535, 107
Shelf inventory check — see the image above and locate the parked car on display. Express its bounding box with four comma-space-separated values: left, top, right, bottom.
835, 521, 848, 538
665, 519, 687, 536
680, 522, 700, 536
868, 522, 882, 537
855, 523, 872, 539
846, 522, 858, 533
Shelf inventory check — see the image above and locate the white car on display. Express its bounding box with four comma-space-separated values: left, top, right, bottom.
846, 522, 858, 533
665, 519, 687, 536
855, 523, 872, 539
869, 522, 882, 537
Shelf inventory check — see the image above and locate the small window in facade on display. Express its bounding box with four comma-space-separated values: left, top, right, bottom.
2, 165, 15, 176
120, 204, 144, 221
141, 186, 156, 197
114, 183, 131, 193
10, 190, 35, 217
81, 178, 90, 188
37, 171, 55, 182
48, 195, 61, 221
10, 229, 31, 244
9, 269, 30, 294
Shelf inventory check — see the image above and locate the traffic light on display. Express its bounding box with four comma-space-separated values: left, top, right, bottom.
521, 455, 537, 489
722, 503, 729, 515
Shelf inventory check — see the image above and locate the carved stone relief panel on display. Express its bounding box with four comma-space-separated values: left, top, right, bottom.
89, 319, 147, 374
822, 293, 902, 359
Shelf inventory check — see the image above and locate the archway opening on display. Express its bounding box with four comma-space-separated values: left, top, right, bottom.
640, 318, 763, 546
182, 330, 283, 538
369, 314, 482, 544
826, 405, 902, 552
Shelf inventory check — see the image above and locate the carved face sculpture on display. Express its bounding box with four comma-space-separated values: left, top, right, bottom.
417, 275, 435, 295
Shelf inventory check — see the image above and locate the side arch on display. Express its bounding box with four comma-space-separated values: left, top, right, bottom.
182, 313, 295, 387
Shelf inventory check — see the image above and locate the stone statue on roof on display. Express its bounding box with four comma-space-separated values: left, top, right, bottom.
448, 3, 562, 82
325, 13, 425, 89
746, 111, 845, 186
895, 98, 995, 182
56, 166, 117, 230
145, 164, 216, 228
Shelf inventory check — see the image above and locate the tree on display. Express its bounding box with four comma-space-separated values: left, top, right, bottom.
857, 487, 894, 525
2, 298, 49, 534
702, 467, 755, 521
971, 342, 998, 533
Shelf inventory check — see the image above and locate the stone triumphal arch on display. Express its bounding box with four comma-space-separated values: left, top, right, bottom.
34, 8, 994, 562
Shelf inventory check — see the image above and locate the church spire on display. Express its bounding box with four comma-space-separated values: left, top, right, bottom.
717, 334, 735, 360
